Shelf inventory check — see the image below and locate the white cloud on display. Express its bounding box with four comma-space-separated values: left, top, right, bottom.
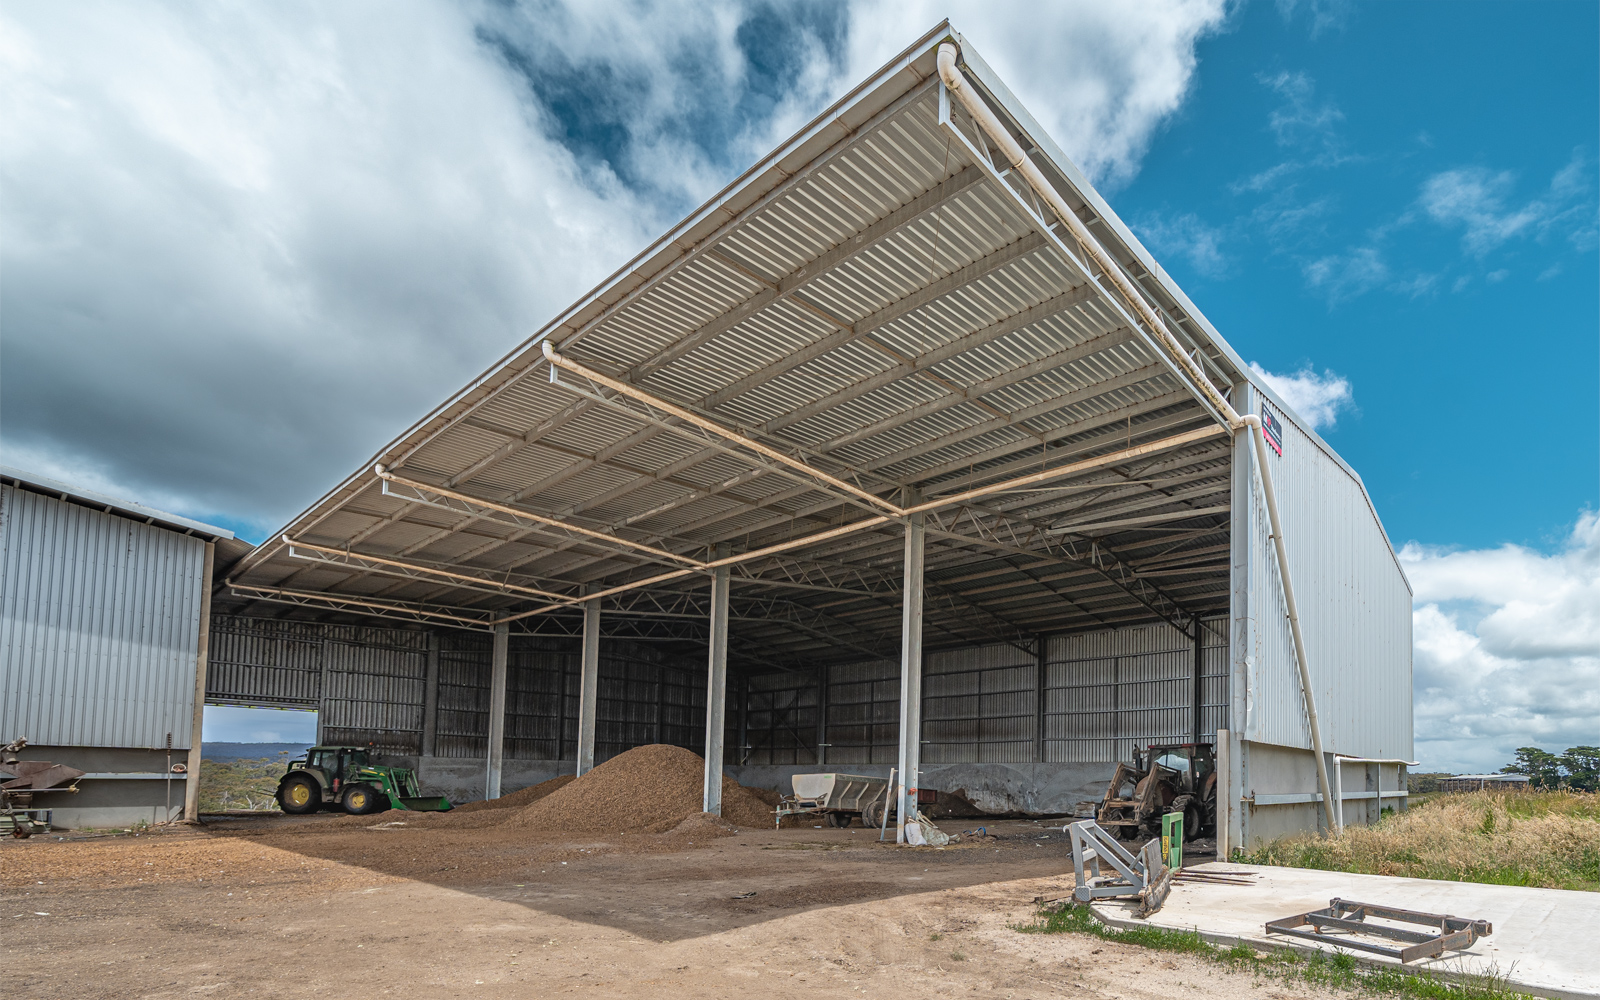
1, 2, 1233, 535
845, 0, 1231, 189
1420, 168, 1545, 256
1132, 211, 1229, 278
1420, 155, 1594, 258
1246, 362, 1353, 430
1400, 512, 1600, 773
1301, 245, 1387, 303
1259, 70, 1344, 151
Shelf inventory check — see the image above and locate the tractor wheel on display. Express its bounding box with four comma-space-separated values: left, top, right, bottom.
861, 800, 883, 830
826, 811, 850, 828
277, 775, 320, 815
341, 784, 381, 815
1169, 795, 1203, 842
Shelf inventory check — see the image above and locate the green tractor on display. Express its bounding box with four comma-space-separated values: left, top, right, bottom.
275, 746, 453, 816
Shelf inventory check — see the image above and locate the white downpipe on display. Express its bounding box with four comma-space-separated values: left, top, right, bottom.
937, 40, 1337, 835
935, 43, 1241, 432
1243, 415, 1337, 833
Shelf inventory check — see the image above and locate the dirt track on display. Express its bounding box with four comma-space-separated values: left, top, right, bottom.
4, 815, 1340, 999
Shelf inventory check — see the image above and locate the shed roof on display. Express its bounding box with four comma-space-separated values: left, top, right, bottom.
225, 23, 1374, 669
3, 465, 234, 541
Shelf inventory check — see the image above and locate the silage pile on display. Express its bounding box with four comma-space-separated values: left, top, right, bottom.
505, 744, 774, 833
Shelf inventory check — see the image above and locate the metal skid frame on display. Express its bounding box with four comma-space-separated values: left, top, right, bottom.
1068, 819, 1173, 916
1266, 898, 1492, 963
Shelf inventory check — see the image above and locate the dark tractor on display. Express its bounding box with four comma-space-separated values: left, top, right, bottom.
276, 746, 452, 816
1097, 743, 1218, 842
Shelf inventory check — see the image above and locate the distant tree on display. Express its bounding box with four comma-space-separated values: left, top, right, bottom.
1503, 747, 1564, 789
1561, 747, 1600, 792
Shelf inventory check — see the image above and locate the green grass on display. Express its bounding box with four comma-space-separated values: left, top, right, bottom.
1016, 903, 1531, 999
1243, 791, 1600, 892
198, 757, 287, 812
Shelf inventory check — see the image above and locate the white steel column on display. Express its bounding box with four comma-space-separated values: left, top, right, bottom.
486, 623, 508, 800
896, 505, 926, 844
182, 541, 214, 823
576, 590, 601, 776
702, 552, 731, 815
421, 632, 441, 758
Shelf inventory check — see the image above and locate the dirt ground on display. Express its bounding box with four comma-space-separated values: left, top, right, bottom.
4, 815, 1342, 999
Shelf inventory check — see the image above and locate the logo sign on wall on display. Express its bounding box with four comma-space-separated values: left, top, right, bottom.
1261, 407, 1284, 456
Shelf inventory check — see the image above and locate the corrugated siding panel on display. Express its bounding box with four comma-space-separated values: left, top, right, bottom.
922, 642, 1037, 763
207, 617, 324, 707
1044, 618, 1227, 763
320, 634, 427, 753
1241, 386, 1413, 759
0, 484, 205, 748
824, 658, 899, 765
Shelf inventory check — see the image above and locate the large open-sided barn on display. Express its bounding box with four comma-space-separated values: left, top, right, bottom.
211, 23, 1412, 850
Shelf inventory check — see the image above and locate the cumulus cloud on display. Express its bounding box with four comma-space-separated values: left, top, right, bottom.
1, 1, 1232, 537
1246, 362, 1353, 430
1400, 513, 1600, 773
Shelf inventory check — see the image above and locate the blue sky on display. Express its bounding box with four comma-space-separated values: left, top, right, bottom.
3, 1, 1595, 766
1120, 0, 1598, 552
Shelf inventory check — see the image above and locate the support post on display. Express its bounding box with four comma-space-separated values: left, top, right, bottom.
896, 501, 925, 844
576, 590, 601, 776
1035, 636, 1047, 763
703, 547, 731, 815
815, 665, 829, 766
1192, 624, 1204, 749
182, 541, 214, 822
486, 623, 508, 800
737, 674, 749, 764
421, 632, 440, 758
1215, 727, 1231, 860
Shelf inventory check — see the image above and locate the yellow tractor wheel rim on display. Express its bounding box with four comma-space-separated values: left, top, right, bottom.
349, 790, 367, 809
287, 784, 311, 807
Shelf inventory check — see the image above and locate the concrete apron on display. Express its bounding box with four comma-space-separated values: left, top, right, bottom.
1088, 863, 1598, 1000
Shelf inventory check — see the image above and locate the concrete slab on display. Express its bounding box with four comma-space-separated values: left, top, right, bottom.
1090, 863, 1598, 1000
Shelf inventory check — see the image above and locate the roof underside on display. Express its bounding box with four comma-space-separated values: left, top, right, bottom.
225, 25, 1246, 672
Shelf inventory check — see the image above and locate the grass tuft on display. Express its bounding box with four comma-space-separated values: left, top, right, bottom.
1015, 902, 1531, 999
1243, 790, 1600, 892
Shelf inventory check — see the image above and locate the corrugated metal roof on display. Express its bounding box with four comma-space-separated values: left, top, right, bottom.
2, 466, 233, 541
222, 22, 1388, 672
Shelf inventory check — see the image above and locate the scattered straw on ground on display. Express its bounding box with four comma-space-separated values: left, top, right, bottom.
1247, 790, 1600, 890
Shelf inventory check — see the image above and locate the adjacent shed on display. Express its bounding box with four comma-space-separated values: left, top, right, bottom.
205, 22, 1408, 848
1, 466, 232, 827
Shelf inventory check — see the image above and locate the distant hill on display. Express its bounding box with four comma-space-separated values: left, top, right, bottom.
203, 742, 312, 762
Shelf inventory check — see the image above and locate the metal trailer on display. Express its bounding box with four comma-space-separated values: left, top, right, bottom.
778, 772, 891, 828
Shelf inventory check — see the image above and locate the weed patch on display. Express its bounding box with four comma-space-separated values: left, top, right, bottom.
1243, 791, 1600, 892
1016, 903, 1530, 999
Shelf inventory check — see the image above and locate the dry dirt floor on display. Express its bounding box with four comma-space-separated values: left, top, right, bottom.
4, 815, 1343, 999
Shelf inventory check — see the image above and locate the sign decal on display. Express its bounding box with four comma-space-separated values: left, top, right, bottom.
1261, 407, 1284, 456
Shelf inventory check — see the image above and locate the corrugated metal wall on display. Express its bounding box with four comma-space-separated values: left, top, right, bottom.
1045, 619, 1227, 763
1238, 384, 1414, 760
740, 623, 1227, 767
0, 484, 206, 749
211, 616, 704, 761
924, 643, 1038, 763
